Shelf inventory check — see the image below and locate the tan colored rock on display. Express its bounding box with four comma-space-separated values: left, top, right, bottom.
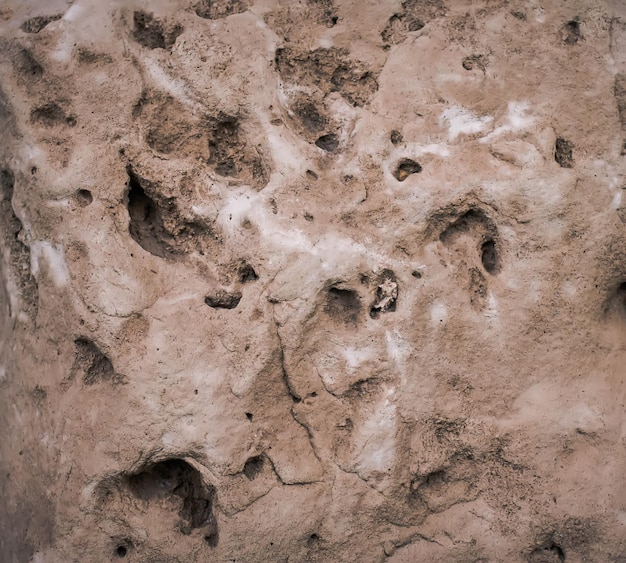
0, 0, 625, 561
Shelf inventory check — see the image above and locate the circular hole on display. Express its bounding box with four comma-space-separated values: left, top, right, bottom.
75, 189, 93, 207
390, 130, 403, 145
411, 270, 422, 279
116, 545, 127, 558
393, 159, 422, 181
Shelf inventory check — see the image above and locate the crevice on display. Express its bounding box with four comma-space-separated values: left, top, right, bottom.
72, 338, 122, 385
20, 13, 63, 34
555, 137, 574, 168
132, 11, 183, 50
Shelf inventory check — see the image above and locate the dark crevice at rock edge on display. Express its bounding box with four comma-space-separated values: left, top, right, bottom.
20, 14, 63, 34
73, 338, 119, 385
132, 11, 183, 50
555, 137, 574, 168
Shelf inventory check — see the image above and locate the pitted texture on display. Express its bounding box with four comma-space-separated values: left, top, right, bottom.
0, 0, 626, 561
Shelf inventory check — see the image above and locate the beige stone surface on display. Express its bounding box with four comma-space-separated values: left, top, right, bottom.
0, 0, 625, 561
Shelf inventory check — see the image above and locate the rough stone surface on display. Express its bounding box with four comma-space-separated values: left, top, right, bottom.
1, 0, 626, 561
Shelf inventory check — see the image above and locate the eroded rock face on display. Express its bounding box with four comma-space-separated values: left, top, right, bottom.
0, 0, 625, 561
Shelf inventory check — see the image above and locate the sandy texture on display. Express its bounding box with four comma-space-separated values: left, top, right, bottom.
1, 0, 626, 561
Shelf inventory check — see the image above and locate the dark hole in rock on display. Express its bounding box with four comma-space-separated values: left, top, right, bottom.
325, 287, 361, 324
529, 542, 566, 562
0, 168, 14, 201
243, 456, 264, 480
73, 338, 116, 385
438, 207, 496, 244
75, 189, 93, 207
308, 533, 320, 547
115, 545, 127, 558
370, 269, 398, 318
205, 291, 242, 309
30, 102, 76, 128
462, 54, 487, 71
393, 158, 422, 181
315, 133, 339, 152
126, 167, 168, 259
306, 169, 319, 180
20, 14, 63, 34
408, 18, 425, 31
132, 11, 182, 50
126, 458, 218, 538
238, 263, 258, 283
555, 137, 574, 168
563, 19, 582, 44
390, 130, 403, 145
245, 412, 253, 421
411, 270, 422, 279
481, 239, 499, 274
207, 115, 267, 184
205, 532, 219, 547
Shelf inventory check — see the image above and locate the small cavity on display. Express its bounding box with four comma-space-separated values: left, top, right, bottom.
243, 456, 264, 480
125, 458, 217, 537
563, 19, 582, 44
204, 532, 218, 547
481, 239, 499, 274
20, 14, 63, 34
306, 169, 319, 180
390, 130, 403, 145
555, 137, 574, 168
75, 189, 93, 207
245, 412, 253, 421
115, 545, 127, 558
73, 338, 117, 385
529, 543, 565, 562
325, 287, 361, 325
238, 263, 258, 283
411, 270, 422, 279
132, 11, 182, 50
205, 291, 242, 309
393, 158, 422, 181
462, 54, 487, 71
315, 133, 339, 152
